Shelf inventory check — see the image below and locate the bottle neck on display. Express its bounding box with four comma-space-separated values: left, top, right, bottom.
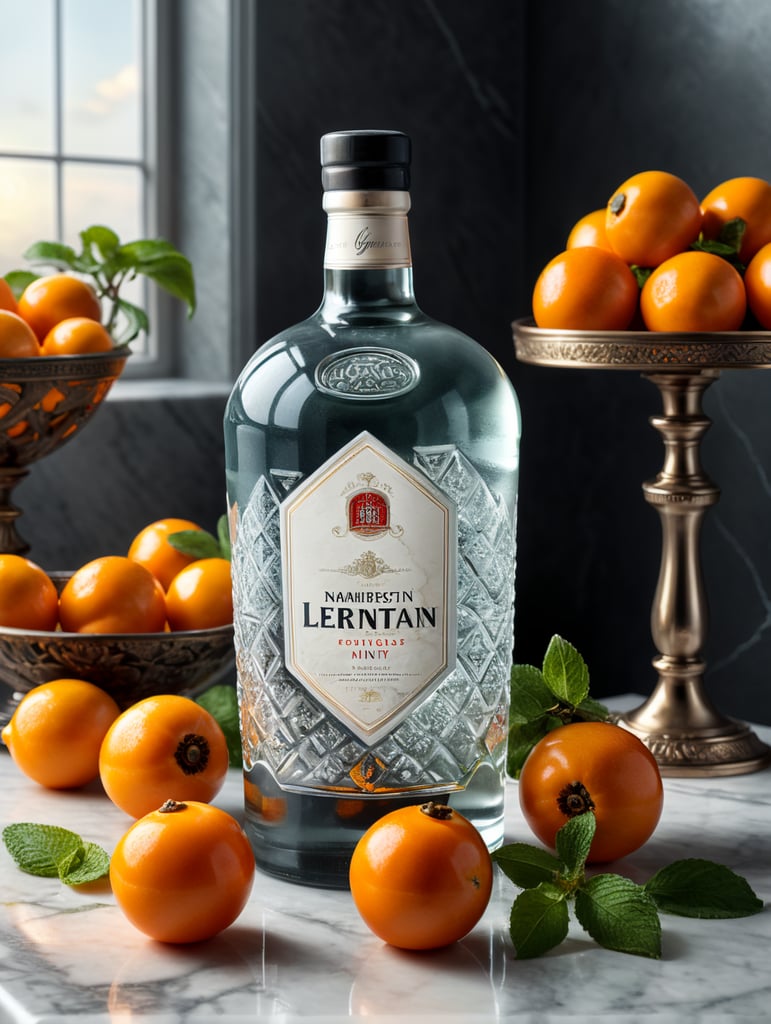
319, 190, 417, 318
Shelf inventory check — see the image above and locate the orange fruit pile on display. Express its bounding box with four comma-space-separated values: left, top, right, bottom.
2, 679, 248, 944
2, 682, 229, 803
0, 517, 232, 635
0, 273, 115, 358
0, 272, 119, 440
532, 172, 771, 333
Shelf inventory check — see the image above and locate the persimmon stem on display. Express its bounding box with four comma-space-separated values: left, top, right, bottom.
159, 799, 187, 813
557, 781, 596, 818
175, 733, 210, 775
609, 192, 627, 215
420, 801, 453, 820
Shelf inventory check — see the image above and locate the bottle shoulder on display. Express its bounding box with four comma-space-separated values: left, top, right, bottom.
233, 312, 512, 390
226, 311, 521, 445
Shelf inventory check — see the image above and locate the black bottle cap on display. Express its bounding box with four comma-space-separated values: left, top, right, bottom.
320, 130, 411, 191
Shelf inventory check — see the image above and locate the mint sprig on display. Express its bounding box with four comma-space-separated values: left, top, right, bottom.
493, 812, 763, 960
2, 823, 109, 887
508, 635, 609, 778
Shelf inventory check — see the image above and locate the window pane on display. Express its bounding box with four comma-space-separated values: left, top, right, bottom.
0, 0, 55, 154
63, 161, 147, 351
62, 0, 141, 159
63, 161, 142, 242
0, 158, 56, 273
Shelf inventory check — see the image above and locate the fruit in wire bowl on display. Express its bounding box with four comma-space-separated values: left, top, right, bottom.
1, 225, 196, 555
0, 572, 235, 716
532, 172, 771, 333
0, 519, 234, 719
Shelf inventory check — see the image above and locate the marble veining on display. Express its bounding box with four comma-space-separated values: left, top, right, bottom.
1, 702, 769, 1022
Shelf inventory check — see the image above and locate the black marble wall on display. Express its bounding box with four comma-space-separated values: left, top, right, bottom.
17, 1, 771, 726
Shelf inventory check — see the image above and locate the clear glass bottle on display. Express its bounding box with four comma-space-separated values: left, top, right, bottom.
224, 130, 521, 888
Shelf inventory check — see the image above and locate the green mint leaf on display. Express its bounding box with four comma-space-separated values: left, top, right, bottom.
168, 529, 223, 560
630, 265, 652, 288
575, 873, 661, 959
507, 718, 552, 779
508, 882, 569, 959
196, 684, 242, 768
22, 240, 79, 270
57, 844, 86, 879
644, 859, 763, 919
3, 270, 39, 299
3, 823, 85, 879
718, 217, 746, 254
509, 664, 555, 725
3, 824, 109, 887
80, 224, 121, 261
692, 237, 739, 257
492, 842, 561, 889
542, 635, 589, 706
61, 841, 110, 886
217, 514, 232, 561
574, 695, 609, 722
555, 810, 595, 880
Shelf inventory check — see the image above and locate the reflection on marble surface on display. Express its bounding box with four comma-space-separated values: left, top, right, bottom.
1, 708, 770, 1022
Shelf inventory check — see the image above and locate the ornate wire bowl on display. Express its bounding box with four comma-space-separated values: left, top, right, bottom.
0, 349, 130, 554
0, 575, 235, 723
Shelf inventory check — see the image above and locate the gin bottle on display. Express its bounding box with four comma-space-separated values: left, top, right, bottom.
224, 130, 521, 888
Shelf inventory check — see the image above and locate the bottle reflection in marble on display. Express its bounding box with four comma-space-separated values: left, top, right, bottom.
224, 130, 521, 888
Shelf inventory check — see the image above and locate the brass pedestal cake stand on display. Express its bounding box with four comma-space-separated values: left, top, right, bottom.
514, 319, 771, 777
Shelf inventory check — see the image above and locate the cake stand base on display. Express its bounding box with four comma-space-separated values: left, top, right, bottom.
614, 681, 771, 777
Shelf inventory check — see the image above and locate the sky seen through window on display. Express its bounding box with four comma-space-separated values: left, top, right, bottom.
0, 0, 144, 282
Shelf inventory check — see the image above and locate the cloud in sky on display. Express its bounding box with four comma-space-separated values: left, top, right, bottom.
82, 64, 139, 116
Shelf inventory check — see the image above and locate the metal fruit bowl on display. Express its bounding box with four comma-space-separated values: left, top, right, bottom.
0, 573, 235, 725
0, 349, 130, 554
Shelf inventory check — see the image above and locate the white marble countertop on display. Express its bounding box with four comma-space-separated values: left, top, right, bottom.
1, 702, 769, 1023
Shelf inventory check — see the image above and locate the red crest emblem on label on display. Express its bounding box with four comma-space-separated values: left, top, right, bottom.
348, 489, 390, 538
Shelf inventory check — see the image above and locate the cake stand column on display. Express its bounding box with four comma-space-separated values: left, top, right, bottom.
616, 369, 771, 775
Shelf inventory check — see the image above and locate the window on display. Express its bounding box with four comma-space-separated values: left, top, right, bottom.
0, 0, 163, 372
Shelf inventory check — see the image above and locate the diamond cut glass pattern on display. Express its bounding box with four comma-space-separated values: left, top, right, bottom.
232, 443, 514, 795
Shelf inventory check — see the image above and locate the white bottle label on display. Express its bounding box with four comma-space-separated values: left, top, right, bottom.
281, 431, 457, 744
324, 211, 412, 269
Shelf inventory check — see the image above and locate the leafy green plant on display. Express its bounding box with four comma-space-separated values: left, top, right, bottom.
493, 811, 763, 960
4, 225, 196, 344
508, 635, 609, 778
